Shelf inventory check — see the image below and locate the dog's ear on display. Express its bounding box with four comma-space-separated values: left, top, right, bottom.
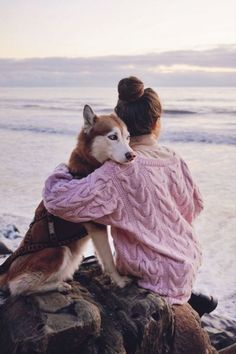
83, 105, 97, 133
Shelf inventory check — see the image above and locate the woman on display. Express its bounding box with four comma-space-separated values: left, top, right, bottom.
43, 76, 204, 306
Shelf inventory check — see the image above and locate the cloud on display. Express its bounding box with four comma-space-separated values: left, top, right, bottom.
148, 64, 236, 74
0, 45, 235, 87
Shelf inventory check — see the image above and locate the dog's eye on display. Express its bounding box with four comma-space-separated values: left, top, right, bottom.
127, 135, 130, 140
108, 134, 118, 140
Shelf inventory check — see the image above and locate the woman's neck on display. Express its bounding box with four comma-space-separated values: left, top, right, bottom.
130, 133, 174, 160
130, 134, 158, 148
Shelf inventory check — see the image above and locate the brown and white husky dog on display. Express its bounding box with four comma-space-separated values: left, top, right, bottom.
0, 105, 135, 296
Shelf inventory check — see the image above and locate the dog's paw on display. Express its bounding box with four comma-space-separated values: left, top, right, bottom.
57, 282, 72, 293
111, 273, 132, 288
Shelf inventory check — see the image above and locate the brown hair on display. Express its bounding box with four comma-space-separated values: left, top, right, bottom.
114, 76, 162, 137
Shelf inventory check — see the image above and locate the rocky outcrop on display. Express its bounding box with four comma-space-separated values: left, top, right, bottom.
201, 313, 236, 351
0, 241, 12, 255
0, 260, 218, 354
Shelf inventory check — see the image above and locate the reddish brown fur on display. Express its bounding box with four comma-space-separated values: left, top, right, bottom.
7, 248, 65, 281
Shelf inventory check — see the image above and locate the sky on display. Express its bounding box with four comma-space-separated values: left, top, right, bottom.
0, 0, 235, 86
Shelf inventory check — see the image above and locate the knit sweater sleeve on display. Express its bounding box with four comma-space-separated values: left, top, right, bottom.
192, 183, 204, 217
180, 159, 204, 218
42, 163, 119, 223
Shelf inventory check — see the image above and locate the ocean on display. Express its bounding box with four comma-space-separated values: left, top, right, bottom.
0, 86, 235, 320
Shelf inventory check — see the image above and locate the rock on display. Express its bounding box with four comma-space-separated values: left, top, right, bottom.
0, 260, 220, 354
201, 313, 236, 350
0, 224, 21, 240
0, 288, 101, 354
0, 262, 174, 354
171, 303, 218, 354
0, 241, 12, 255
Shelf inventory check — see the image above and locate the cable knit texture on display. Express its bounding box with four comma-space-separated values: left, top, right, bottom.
43, 151, 203, 305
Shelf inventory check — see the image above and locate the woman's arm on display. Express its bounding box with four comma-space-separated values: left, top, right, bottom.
180, 159, 204, 218
43, 163, 119, 223
192, 183, 204, 217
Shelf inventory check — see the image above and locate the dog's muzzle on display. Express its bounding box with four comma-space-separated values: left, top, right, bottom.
125, 152, 136, 161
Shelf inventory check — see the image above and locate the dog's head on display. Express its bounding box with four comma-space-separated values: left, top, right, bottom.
83, 105, 136, 164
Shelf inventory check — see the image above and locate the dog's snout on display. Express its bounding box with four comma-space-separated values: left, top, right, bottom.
125, 152, 136, 161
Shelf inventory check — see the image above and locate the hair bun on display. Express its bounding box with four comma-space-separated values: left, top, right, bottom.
118, 76, 144, 102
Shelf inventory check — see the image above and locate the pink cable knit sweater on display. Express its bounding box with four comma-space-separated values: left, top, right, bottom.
43, 147, 203, 305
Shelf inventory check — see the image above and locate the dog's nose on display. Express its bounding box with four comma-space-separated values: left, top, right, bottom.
125, 152, 136, 161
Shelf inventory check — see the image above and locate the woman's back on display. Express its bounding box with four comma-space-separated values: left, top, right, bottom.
43, 139, 203, 305
103, 145, 203, 304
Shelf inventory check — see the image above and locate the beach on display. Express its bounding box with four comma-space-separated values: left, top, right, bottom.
0, 86, 235, 322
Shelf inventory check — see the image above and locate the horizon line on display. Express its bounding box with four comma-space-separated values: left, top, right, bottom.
1, 44, 236, 61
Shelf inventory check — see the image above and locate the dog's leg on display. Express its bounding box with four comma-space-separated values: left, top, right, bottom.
7, 239, 90, 296
65, 236, 90, 281
7, 247, 72, 296
8, 273, 72, 296
89, 226, 132, 288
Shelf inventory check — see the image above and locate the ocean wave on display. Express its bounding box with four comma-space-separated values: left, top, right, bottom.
22, 104, 78, 112
163, 108, 236, 115
164, 109, 196, 115
1, 100, 236, 115
161, 131, 236, 145
1, 101, 113, 113
0, 123, 235, 145
0, 123, 75, 136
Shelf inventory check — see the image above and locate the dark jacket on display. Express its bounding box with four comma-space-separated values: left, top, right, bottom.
0, 201, 88, 274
